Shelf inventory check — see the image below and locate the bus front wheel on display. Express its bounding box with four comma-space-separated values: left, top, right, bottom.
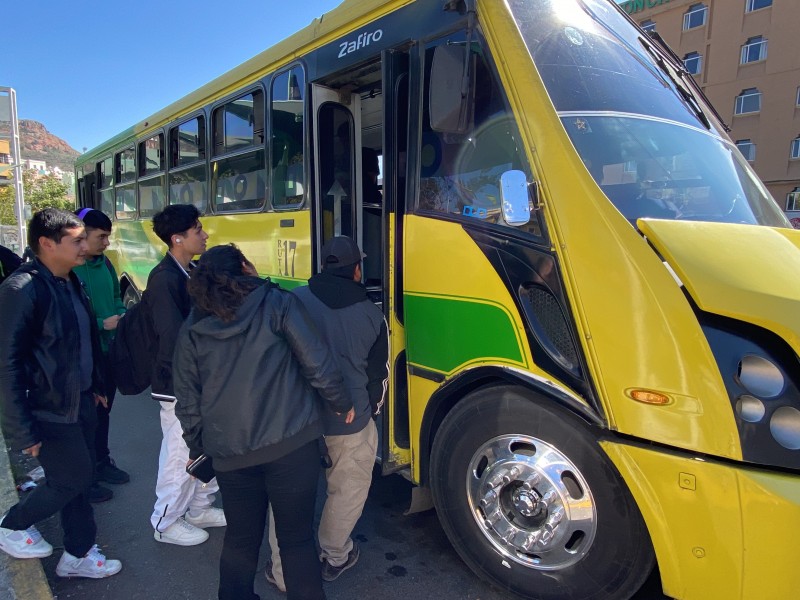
429, 385, 654, 600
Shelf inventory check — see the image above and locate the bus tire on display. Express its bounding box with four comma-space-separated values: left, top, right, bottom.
429, 385, 655, 600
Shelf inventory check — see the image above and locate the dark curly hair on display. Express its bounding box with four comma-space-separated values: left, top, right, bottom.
187, 244, 260, 322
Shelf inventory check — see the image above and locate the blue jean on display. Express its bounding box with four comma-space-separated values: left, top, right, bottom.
3, 392, 97, 557
215, 440, 325, 600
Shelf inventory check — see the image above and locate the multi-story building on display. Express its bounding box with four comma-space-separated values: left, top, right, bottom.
0, 139, 11, 183
620, 0, 800, 217
23, 158, 46, 173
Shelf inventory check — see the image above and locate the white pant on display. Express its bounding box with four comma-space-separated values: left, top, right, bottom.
151, 401, 218, 531
269, 420, 378, 584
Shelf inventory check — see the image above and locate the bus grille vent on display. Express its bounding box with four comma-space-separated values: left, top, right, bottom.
521, 285, 580, 373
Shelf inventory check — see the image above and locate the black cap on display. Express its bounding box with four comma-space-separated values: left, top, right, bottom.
321, 236, 366, 267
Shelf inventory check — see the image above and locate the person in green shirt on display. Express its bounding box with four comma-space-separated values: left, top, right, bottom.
73, 209, 130, 502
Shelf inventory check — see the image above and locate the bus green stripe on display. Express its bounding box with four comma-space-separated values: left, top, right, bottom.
404, 293, 524, 374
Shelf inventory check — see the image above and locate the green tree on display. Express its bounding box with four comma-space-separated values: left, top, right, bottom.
0, 169, 74, 225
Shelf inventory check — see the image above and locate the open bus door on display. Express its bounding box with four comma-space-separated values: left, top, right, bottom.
311, 84, 363, 263
310, 54, 415, 480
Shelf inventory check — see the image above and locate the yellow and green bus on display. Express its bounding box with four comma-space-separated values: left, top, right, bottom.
75, 1, 800, 598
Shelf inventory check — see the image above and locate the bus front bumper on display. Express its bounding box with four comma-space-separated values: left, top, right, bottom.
602, 441, 800, 600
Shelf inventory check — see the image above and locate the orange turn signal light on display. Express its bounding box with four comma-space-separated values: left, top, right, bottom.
628, 389, 672, 405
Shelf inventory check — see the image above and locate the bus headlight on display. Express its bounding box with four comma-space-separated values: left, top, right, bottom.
737, 355, 785, 398
701, 315, 800, 470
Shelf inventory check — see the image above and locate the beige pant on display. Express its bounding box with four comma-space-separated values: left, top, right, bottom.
269, 419, 378, 586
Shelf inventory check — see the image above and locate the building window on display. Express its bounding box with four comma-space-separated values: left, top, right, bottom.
683, 52, 703, 75
736, 139, 756, 161
796, 86, 800, 107
640, 19, 656, 33
741, 36, 767, 64
788, 187, 800, 211
791, 137, 800, 160
734, 88, 762, 115
746, 0, 772, 12
683, 4, 707, 30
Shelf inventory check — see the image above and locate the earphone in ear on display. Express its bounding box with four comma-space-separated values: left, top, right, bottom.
175, 238, 183, 244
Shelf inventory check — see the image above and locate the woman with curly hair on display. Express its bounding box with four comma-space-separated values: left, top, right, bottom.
173, 244, 353, 600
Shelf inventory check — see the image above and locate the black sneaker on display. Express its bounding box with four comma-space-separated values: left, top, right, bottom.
321, 542, 360, 582
89, 483, 113, 503
96, 459, 130, 484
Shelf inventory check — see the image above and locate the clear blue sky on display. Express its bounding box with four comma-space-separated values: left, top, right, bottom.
5, 0, 341, 154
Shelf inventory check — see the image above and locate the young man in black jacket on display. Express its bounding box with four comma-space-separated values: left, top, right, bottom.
145, 204, 225, 547
267, 236, 388, 587
0, 209, 122, 578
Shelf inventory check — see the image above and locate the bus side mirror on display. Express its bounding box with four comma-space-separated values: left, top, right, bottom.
500, 170, 532, 226
429, 45, 475, 134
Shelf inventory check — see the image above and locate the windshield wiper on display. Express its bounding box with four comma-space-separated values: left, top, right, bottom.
638, 35, 712, 130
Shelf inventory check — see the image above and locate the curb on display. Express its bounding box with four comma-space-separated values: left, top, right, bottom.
0, 432, 53, 600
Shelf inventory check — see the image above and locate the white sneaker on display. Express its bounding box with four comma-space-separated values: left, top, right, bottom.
154, 517, 209, 546
55, 544, 122, 578
0, 524, 53, 559
184, 507, 227, 529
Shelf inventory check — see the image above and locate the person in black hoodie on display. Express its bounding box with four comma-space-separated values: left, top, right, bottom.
173, 244, 353, 600
266, 236, 388, 589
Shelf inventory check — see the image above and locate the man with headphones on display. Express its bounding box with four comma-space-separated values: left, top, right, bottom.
145, 205, 226, 546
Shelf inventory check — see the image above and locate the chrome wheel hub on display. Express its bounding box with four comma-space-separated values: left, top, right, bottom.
467, 435, 597, 570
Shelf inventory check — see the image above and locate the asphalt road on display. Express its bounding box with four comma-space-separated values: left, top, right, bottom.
32, 392, 670, 600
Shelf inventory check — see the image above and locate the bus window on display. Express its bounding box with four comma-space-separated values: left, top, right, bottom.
138, 134, 165, 218
419, 36, 541, 238
169, 116, 207, 212
114, 147, 136, 220
139, 133, 164, 176
97, 157, 114, 216
271, 67, 305, 209
212, 90, 266, 212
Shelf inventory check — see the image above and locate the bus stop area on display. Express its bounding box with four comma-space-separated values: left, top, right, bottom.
1, 389, 669, 600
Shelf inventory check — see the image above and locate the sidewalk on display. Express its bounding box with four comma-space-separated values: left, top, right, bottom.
0, 426, 53, 600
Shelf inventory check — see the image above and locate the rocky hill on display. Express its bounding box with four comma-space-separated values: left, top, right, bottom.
0, 120, 80, 171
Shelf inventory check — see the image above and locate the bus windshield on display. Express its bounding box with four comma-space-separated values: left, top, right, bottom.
508, 0, 790, 228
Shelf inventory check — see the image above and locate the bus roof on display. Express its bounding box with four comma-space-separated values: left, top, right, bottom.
77, 0, 414, 167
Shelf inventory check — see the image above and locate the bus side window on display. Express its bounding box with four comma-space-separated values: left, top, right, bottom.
272, 66, 305, 209
211, 89, 266, 213
168, 116, 208, 213
419, 36, 541, 238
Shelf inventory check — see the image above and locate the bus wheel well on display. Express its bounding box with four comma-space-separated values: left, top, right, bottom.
418, 369, 600, 488
428, 384, 654, 599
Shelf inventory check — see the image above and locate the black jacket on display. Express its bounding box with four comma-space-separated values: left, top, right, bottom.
0, 260, 104, 451
294, 272, 388, 436
173, 279, 351, 471
144, 253, 192, 401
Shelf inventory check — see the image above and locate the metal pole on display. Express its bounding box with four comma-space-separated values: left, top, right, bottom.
1, 87, 25, 252
7, 88, 25, 251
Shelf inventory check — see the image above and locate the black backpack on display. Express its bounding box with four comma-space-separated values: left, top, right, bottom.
0, 245, 22, 285
109, 297, 157, 395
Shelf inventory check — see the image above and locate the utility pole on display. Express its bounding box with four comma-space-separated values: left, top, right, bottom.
0, 87, 26, 252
